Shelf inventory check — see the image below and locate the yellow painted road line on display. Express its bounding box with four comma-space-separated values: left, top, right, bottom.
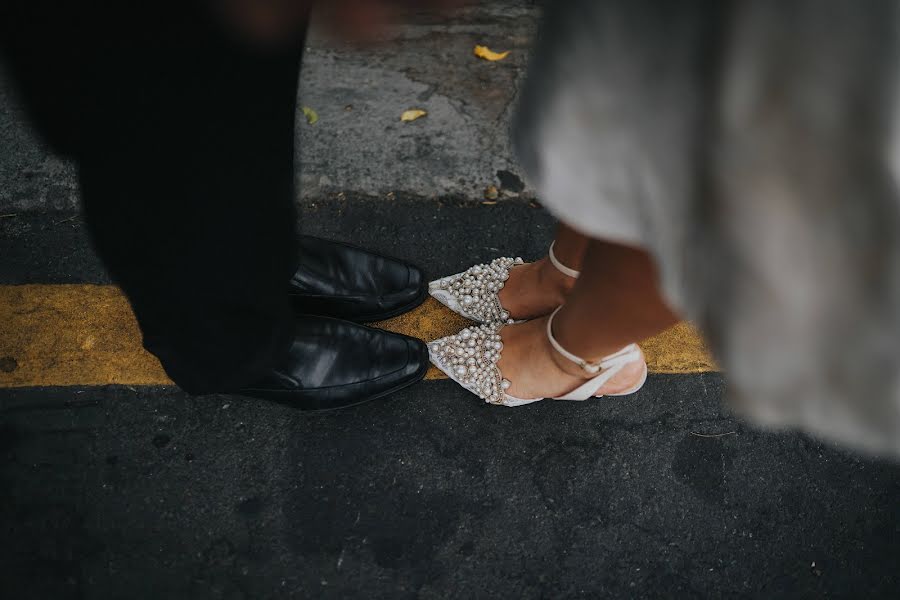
0, 285, 718, 388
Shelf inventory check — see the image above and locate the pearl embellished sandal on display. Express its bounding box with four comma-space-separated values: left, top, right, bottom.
428, 242, 580, 324
429, 307, 647, 407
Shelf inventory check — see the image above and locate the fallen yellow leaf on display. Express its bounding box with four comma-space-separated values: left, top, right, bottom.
401, 109, 428, 122
301, 106, 318, 125
474, 45, 510, 61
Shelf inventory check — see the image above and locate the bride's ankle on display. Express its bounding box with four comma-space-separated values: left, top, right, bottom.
546, 333, 647, 392
536, 320, 594, 380
548, 342, 595, 380
543, 312, 645, 382
536, 257, 576, 302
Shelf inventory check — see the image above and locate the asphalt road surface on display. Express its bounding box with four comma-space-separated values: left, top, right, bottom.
2, 2, 899, 598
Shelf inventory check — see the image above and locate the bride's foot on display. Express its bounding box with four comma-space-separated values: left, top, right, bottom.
497, 258, 576, 321
428, 314, 647, 406
429, 244, 579, 323
498, 317, 646, 400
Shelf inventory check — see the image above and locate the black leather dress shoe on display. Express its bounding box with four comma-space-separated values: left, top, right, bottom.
289, 236, 427, 322
239, 315, 429, 411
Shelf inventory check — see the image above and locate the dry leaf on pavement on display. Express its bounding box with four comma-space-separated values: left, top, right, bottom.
474, 45, 510, 61
401, 109, 428, 122
301, 106, 318, 125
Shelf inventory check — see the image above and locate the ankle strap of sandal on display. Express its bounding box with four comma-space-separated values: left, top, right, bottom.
548, 241, 581, 279
546, 307, 641, 375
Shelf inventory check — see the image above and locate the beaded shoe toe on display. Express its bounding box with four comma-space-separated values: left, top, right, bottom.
428, 257, 524, 324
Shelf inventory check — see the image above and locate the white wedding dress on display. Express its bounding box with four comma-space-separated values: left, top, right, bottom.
507, 0, 900, 457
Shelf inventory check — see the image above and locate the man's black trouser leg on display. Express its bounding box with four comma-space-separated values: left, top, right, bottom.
2, 3, 306, 393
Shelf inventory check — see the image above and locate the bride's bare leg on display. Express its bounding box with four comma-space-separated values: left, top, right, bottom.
497, 224, 590, 319
498, 237, 680, 399
549, 223, 591, 270
553, 239, 680, 360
